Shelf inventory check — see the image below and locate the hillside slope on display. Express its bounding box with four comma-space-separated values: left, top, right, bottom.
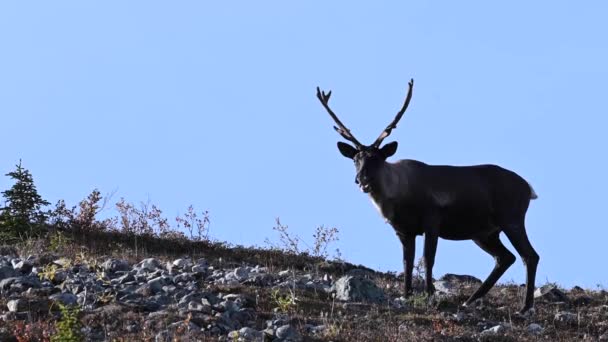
0, 235, 607, 341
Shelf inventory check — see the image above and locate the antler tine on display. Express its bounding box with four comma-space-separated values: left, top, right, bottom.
372, 79, 414, 148
316, 86, 364, 148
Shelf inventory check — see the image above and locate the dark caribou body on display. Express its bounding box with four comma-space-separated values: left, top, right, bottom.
317, 79, 540, 313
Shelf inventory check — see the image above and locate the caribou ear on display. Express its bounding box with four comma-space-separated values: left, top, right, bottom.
337, 142, 358, 159
380, 141, 398, 158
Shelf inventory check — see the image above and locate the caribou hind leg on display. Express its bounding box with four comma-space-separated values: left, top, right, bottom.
464, 232, 516, 307
501, 223, 540, 313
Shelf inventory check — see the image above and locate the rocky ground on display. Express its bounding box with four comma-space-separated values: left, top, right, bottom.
0, 243, 607, 341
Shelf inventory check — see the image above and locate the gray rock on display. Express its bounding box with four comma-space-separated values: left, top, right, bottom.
276, 324, 301, 341
172, 258, 193, 269
263, 327, 275, 338
148, 276, 172, 294
480, 324, 507, 336
233, 267, 250, 281
50, 270, 68, 284
7, 298, 50, 312
187, 301, 212, 313
191, 264, 207, 274
0, 276, 42, 292
554, 311, 578, 324
0, 265, 18, 280
195, 258, 208, 267
115, 272, 135, 284
251, 265, 267, 273
332, 275, 385, 303
433, 280, 457, 294
219, 299, 240, 313
440, 273, 481, 283
137, 258, 162, 272
236, 327, 264, 341
527, 323, 543, 335
102, 258, 130, 273
535, 284, 568, 302
173, 273, 194, 283
392, 296, 408, 309
50, 292, 78, 306
12, 259, 33, 274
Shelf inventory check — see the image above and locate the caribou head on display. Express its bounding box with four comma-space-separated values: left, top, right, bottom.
316, 79, 413, 194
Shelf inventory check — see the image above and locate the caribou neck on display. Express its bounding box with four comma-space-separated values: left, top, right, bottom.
370, 160, 409, 201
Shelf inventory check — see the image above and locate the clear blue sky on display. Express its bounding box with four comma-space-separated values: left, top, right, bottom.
1, 2, 606, 289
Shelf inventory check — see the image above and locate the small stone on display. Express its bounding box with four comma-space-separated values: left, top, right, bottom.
12, 260, 33, 274
332, 275, 385, 303
527, 323, 543, 335
233, 267, 250, 281
535, 284, 568, 302
219, 299, 239, 313
263, 327, 275, 337
7, 298, 50, 313
237, 327, 264, 341
0, 276, 42, 291
174, 273, 194, 283
0, 265, 18, 280
116, 272, 135, 284
50, 292, 78, 306
174, 258, 192, 268
433, 280, 457, 294
276, 325, 301, 341
50, 270, 67, 284
554, 311, 578, 324
440, 274, 482, 283
192, 264, 207, 274
102, 258, 130, 273
188, 301, 211, 313
480, 324, 506, 336
147, 276, 171, 294
137, 258, 161, 272
7, 299, 23, 312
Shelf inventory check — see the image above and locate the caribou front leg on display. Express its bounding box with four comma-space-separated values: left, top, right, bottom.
397, 232, 416, 296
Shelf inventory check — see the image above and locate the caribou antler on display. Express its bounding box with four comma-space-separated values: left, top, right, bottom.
371, 79, 414, 148
316, 86, 363, 148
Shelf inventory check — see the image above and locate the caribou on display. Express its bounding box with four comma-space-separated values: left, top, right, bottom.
317, 79, 540, 313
